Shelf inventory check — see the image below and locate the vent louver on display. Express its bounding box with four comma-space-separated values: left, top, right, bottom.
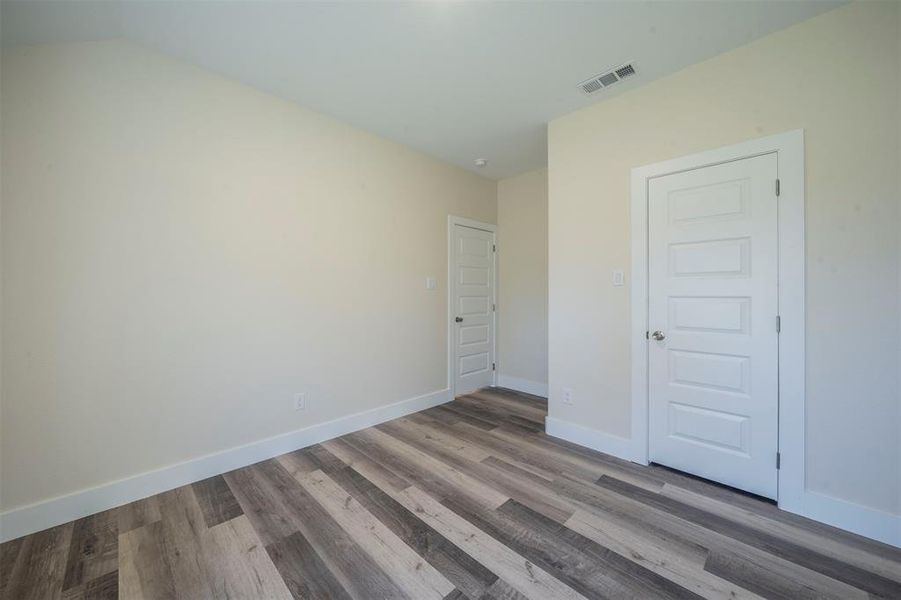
578, 63, 636, 96
615, 64, 635, 79
580, 79, 603, 94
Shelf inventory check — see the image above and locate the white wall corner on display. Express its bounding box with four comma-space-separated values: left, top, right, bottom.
496, 374, 548, 398
0, 388, 451, 543
545, 416, 642, 464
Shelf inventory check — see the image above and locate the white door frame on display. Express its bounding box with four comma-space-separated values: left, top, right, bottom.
448, 215, 497, 397
630, 130, 805, 510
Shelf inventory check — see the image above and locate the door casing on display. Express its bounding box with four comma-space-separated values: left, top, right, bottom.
447, 215, 497, 398
630, 130, 805, 510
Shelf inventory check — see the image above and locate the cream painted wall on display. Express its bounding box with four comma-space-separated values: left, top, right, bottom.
548, 1, 900, 515
0, 40, 496, 511
497, 169, 548, 390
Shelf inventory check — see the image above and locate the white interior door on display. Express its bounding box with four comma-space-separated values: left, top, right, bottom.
452, 224, 495, 395
648, 153, 779, 499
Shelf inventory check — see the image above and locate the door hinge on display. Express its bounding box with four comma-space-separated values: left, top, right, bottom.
492, 244, 496, 252
645, 330, 650, 340
776, 315, 781, 333
492, 362, 496, 371
492, 303, 496, 312
776, 452, 781, 469
775, 179, 781, 197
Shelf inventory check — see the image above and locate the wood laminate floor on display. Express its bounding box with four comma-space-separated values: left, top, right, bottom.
2, 388, 900, 599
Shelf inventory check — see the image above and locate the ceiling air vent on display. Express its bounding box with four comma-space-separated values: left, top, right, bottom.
578, 63, 636, 96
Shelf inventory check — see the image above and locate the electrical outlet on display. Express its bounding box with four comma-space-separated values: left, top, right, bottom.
562, 387, 573, 405
295, 393, 306, 411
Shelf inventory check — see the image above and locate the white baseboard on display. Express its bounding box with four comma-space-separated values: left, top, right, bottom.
546, 417, 900, 548
496, 374, 548, 398
545, 416, 642, 463
781, 490, 901, 548
0, 388, 450, 543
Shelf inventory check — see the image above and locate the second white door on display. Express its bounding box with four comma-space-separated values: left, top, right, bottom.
648, 153, 779, 499
452, 224, 495, 396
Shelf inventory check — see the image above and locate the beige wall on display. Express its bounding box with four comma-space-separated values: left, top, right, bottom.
497, 169, 548, 390
0, 40, 496, 511
548, 1, 900, 515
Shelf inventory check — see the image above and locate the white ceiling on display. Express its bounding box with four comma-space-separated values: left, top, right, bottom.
2, 1, 841, 179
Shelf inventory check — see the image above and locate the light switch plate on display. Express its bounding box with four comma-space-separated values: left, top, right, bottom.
612, 270, 625, 286
425, 276, 437, 290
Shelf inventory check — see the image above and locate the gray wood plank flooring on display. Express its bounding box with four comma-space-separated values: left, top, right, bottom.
2, 388, 899, 599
